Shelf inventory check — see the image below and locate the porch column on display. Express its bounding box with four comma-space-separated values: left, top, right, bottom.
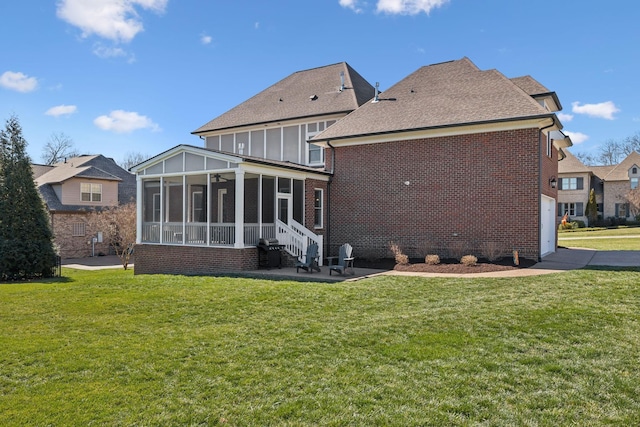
234, 170, 245, 248
136, 175, 143, 244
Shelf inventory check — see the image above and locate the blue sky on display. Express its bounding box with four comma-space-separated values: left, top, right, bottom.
1, 0, 639, 165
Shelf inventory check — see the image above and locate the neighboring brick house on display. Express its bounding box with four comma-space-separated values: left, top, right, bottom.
32, 155, 136, 258
558, 150, 640, 224
132, 58, 571, 275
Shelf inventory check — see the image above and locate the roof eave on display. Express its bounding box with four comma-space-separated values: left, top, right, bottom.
311, 114, 558, 146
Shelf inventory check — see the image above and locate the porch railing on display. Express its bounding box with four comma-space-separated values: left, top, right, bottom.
276, 219, 323, 265
142, 222, 277, 247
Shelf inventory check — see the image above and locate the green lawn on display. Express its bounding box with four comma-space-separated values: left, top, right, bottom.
2, 268, 640, 426
559, 226, 640, 250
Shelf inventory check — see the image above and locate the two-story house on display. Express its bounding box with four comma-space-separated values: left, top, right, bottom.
131, 58, 571, 275
33, 155, 136, 258
558, 150, 640, 225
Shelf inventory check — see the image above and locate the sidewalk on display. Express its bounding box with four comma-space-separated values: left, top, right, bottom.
61, 248, 639, 279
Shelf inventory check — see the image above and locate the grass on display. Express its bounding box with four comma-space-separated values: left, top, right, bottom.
559, 225, 640, 250
2, 267, 640, 425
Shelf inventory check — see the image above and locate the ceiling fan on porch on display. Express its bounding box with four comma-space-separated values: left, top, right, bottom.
214, 174, 228, 182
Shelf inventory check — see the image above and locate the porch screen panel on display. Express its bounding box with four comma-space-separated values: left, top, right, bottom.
266, 128, 281, 161
164, 177, 183, 222
293, 179, 303, 224
251, 130, 264, 158
236, 132, 249, 154
221, 134, 234, 153
143, 180, 161, 222
244, 177, 259, 223
261, 176, 275, 223
283, 125, 299, 162
206, 135, 220, 150
146, 163, 163, 175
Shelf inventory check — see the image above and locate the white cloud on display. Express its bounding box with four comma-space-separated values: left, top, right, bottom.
56, 0, 168, 43
254, 22, 260, 30
45, 104, 78, 117
376, 0, 449, 15
557, 113, 573, 122
93, 44, 136, 63
94, 110, 160, 133
571, 101, 620, 120
201, 34, 212, 45
0, 71, 38, 92
564, 131, 589, 145
339, 0, 363, 12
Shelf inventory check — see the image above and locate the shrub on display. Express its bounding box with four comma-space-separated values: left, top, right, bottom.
573, 220, 585, 228
448, 240, 469, 260
425, 254, 440, 265
460, 255, 478, 266
389, 242, 409, 265
480, 241, 501, 262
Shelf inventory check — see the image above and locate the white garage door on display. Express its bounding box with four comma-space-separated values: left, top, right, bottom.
540, 195, 556, 257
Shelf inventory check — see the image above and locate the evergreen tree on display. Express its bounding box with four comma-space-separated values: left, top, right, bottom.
585, 188, 598, 227
0, 115, 57, 280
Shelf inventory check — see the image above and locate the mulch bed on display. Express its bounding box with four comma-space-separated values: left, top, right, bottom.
359, 257, 536, 274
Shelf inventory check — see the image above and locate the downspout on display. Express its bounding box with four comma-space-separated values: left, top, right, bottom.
326, 140, 335, 258
538, 116, 557, 261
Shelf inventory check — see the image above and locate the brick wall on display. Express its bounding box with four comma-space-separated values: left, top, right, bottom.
51, 212, 111, 259
134, 244, 259, 275
328, 128, 548, 261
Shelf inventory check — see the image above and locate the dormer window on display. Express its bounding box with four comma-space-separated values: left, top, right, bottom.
633, 167, 638, 174
81, 183, 102, 202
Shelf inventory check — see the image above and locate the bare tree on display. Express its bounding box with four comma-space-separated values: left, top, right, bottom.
597, 139, 624, 165
623, 132, 640, 156
119, 151, 148, 170
41, 132, 79, 165
89, 202, 137, 270
626, 189, 640, 221
573, 151, 596, 166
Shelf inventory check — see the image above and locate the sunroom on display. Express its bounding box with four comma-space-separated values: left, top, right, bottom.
131, 145, 330, 272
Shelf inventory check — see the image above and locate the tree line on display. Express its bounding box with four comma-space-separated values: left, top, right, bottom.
573, 132, 640, 166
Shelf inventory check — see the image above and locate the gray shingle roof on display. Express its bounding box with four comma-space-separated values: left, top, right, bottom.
192, 62, 375, 134
559, 149, 591, 173
602, 151, 640, 181
35, 154, 136, 211
311, 57, 555, 143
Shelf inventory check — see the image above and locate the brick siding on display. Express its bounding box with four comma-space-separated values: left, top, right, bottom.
51, 212, 111, 259
327, 128, 552, 261
134, 244, 259, 275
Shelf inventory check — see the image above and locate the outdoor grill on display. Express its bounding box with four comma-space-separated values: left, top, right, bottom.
257, 238, 285, 269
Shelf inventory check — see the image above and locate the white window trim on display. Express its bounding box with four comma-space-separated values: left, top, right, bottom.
314, 188, 323, 229
81, 182, 102, 202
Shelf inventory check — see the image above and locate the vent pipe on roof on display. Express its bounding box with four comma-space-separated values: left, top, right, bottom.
339, 71, 345, 92
372, 82, 380, 103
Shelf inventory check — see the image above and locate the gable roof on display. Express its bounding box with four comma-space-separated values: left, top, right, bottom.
510, 75, 562, 111
311, 57, 557, 143
602, 151, 640, 181
558, 149, 591, 173
34, 154, 136, 210
192, 62, 375, 134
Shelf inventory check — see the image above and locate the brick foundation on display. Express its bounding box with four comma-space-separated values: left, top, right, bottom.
134, 244, 259, 275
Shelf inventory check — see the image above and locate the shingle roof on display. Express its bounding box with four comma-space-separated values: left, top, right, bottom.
559, 150, 591, 173
31, 164, 54, 179
192, 62, 375, 134
602, 151, 640, 181
34, 154, 136, 211
311, 57, 555, 143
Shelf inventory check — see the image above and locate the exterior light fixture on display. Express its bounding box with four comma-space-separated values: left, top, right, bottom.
549, 176, 557, 189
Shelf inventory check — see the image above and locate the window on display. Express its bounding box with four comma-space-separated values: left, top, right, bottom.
559, 177, 583, 191
558, 202, 583, 217
72, 222, 86, 237
632, 177, 638, 189
307, 123, 325, 165
81, 183, 102, 202
314, 189, 323, 229
616, 203, 629, 218
633, 167, 638, 174
546, 137, 552, 157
